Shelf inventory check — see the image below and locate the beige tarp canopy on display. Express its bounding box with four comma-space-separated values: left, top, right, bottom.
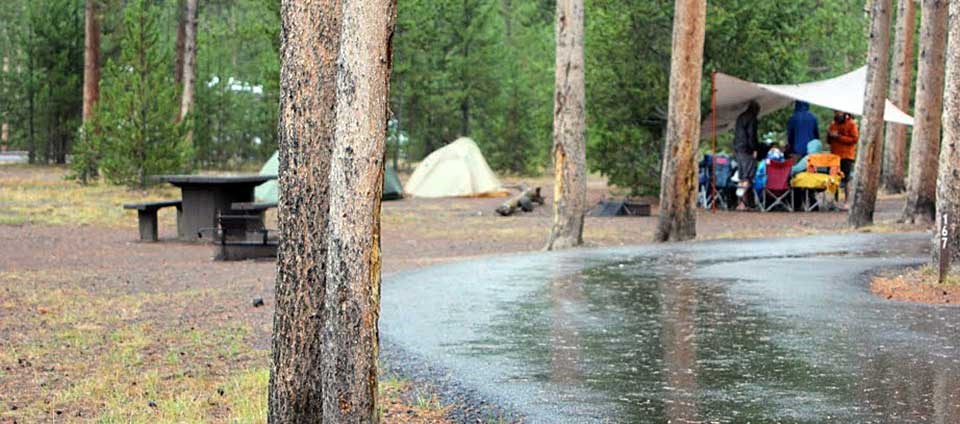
702, 67, 914, 137
405, 137, 504, 198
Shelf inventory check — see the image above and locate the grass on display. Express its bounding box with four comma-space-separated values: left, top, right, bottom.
0, 267, 451, 423
0, 268, 258, 421
0, 165, 179, 227
0, 165, 458, 423
916, 264, 960, 285
378, 375, 452, 423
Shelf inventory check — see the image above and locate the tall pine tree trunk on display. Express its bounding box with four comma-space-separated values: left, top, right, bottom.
83, 0, 101, 123
2, 56, 8, 152
935, 0, 960, 276
270, 1, 339, 419
655, 0, 706, 242
545, 0, 586, 251
881, 0, 915, 194
849, 0, 892, 228
270, 1, 397, 422
902, 0, 948, 225
178, 0, 198, 122
321, 0, 396, 420
173, 0, 186, 84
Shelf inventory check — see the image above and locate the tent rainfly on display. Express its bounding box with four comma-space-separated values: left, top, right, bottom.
255, 151, 404, 202
701, 66, 914, 138
405, 137, 504, 198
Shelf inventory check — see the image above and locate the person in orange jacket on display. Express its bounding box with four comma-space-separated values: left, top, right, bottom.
827, 110, 859, 208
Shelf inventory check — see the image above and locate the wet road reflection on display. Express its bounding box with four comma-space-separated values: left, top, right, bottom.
381, 233, 960, 423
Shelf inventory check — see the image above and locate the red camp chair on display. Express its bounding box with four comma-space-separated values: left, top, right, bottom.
757, 158, 794, 212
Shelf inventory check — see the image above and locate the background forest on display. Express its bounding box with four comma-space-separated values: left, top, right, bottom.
0, 0, 873, 193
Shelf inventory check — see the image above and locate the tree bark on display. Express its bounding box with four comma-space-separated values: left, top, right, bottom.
2, 56, 8, 153
321, 2, 396, 420
270, 1, 397, 423
655, 0, 706, 242
934, 0, 960, 276
270, 1, 341, 420
82, 0, 101, 123
881, 0, 915, 194
545, 0, 586, 251
848, 0, 893, 228
178, 0, 198, 122
173, 0, 186, 85
902, 0, 948, 225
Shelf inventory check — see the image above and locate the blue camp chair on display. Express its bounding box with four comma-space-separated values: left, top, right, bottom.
698, 154, 736, 209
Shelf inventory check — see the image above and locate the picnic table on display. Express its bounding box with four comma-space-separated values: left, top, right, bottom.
154, 175, 276, 242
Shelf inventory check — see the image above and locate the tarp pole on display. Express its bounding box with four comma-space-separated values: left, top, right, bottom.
711, 70, 718, 213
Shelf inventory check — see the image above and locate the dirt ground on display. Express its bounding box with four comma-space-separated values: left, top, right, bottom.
871, 266, 960, 304
0, 165, 925, 423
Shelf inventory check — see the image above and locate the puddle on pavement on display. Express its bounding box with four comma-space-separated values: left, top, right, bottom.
458, 254, 960, 423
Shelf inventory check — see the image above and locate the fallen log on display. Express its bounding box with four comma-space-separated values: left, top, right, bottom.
496, 186, 544, 216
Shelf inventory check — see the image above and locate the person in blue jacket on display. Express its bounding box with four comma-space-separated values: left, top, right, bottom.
786, 101, 819, 158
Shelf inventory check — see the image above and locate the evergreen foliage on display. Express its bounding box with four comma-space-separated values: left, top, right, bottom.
89, 0, 187, 187
192, 0, 279, 168
2, 0, 875, 193
0, 0, 84, 164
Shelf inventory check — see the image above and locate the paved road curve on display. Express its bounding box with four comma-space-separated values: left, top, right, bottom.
381, 233, 960, 423
381, 235, 960, 423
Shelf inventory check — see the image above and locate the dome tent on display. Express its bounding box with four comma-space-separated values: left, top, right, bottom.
255, 151, 404, 202
405, 137, 504, 198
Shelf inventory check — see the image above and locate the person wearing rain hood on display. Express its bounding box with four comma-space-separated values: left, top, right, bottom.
733, 100, 761, 207
786, 101, 819, 159
791, 138, 825, 177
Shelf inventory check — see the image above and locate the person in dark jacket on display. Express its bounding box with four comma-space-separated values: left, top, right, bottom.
786, 101, 819, 158
732, 101, 760, 208
733, 100, 761, 186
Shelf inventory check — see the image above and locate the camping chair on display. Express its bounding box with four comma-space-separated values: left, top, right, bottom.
756, 158, 794, 212
698, 154, 712, 208
710, 155, 736, 209
794, 153, 842, 211
697, 154, 736, 209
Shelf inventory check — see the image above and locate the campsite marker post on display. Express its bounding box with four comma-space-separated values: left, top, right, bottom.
940, 213, 949, 284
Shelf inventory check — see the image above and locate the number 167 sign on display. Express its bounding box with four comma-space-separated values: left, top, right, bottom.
940, 213, 950, 284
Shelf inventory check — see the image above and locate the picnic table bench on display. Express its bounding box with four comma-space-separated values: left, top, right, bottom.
229, 201, 277, 212
123, 200, 182, 242
215, 202, 279, 260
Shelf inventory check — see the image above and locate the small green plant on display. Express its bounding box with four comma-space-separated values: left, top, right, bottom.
415, 393, 443, 411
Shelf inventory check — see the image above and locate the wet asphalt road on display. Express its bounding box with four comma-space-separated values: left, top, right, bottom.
381, 233, 960, 423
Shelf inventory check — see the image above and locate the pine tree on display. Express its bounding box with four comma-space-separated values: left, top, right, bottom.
655, 0, 707, 242
270, 1, 397, 421
881, 0, 914, 194
848, 0, 892, 228
72, 0, 102, 183
935, 0, 960, 276
95, 0, 187, 188
545, 0, 587, 250
902, 0, 948, 224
